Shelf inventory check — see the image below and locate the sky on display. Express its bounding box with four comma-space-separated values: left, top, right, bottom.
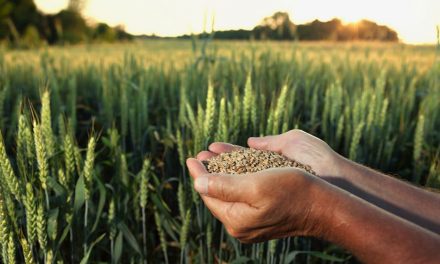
34, 0, 440, 44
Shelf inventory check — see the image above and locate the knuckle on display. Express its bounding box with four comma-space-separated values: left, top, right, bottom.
286, 129, 304, 139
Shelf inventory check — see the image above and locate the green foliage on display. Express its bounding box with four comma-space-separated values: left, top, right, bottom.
0, 0, 132, 47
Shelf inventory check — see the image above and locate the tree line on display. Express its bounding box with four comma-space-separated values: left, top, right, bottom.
180, 12, 399, 42
0, 2, 399, 48
0, 0, 132, 48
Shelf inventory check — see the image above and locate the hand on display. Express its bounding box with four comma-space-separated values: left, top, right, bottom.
186, 158, 331, 243
198, 129, 344, 179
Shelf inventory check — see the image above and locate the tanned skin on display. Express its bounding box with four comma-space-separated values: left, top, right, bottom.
187, 129, 440, 263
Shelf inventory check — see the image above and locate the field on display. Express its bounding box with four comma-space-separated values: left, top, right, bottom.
0, 39, 439, 263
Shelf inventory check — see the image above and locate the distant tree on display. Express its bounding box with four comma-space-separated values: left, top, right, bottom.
53, 9, 89, 44
296, 18, 398, 42
253, 12, 296, 40
68, 0, 87, 13
0, 0, 14, 39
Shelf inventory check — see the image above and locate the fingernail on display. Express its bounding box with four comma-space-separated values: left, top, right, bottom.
195, 176, 209, 195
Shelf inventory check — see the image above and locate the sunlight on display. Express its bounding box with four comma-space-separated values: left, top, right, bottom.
34, 0, 440, 44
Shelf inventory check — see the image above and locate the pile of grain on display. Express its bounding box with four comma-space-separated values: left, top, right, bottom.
202, 148, 317, 175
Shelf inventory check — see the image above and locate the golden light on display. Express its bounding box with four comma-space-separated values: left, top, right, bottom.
34, 0, 440, 44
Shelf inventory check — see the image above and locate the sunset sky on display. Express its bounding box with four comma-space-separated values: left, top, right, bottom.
34, 0, 440, 44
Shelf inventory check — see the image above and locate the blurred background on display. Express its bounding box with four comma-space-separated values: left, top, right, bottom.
1, 0, 439, 48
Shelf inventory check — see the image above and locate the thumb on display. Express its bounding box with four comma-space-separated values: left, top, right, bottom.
195, 174, 251, 203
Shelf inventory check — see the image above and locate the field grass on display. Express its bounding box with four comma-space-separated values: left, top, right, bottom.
0, 39, 439, 263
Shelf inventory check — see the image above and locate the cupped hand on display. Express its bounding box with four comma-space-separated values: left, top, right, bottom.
186, 158, 330, 243
198, 129, 344, 178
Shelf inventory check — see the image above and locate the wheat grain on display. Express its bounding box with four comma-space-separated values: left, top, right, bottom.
24, 183, 37, 244
20, 237, 35, 264
36, 202, 47, 251
120, 153, 129, 187
203, 148, 316, 175
63, 134, 75, 187
41, 91, 55, 157
203, 80, 216, 141
83, 137, 96, 200
108, 198, 116, 240
33, 122, 49, 190
7, 234, 15, 264
177, 181, 186, 220
139, 158, 150, 208
0, 193, 10, 249
242, 74, 252, 129
179, 209, 191, 250
349, 122, 365, 161
46, 248, 53, 264
0, 132, 22, 201
176, 130, 185, 167
17, 114, 28, 175
154, 210, 168, 263
272, 84, 289, 135
215, 98, 228, 142
413, 114, 425, 162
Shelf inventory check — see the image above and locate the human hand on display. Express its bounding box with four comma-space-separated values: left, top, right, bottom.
197, 129, 344, 179
186, 158, 331, 243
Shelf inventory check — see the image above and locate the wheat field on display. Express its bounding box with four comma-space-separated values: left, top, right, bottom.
0, 40, 439, 263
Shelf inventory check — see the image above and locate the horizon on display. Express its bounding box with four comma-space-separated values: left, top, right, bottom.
35, 0, 440, 44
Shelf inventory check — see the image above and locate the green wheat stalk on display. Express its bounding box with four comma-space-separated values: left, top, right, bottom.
36, 202, 47, 253
20, 237, 35, 264
242, 74, 253, 130
179, 209, 191, 264
203, 80, 216, 143
413, 114, 425, 162
0, 131, 22, 201
140, 158, 150, 263
24, 183, 37, 244
349, 122, 365, 161
7, 234, 16, 264
154, 211, 168, 264
63, 134, 75, 189
33, 122, 49, 192
272, 84, 289, 135
41, 91, 55, 157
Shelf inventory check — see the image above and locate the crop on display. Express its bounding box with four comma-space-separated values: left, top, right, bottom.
0, 40, 438, 263
203, 148, 316, 175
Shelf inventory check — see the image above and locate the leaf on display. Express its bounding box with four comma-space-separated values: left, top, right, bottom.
230, 256, 252, 264
91, 177, 106, 233
79, 234, 106, 264
117, 222, 142, 255
47, 176, 66, 197
56, 222, 72, 251
47, 208, 59, 240
74, 175, 86, 214
150, 193, 171, 216
114, 231, 123, 263
308, 251, 346, 262
284, 251, 346, 264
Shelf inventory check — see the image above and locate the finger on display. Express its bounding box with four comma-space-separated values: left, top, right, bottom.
196, 151, 217, 161
201, 195, 254, 226
248, 133, 290, 152
195, 174, 253, 203
186, 158, 209, 180
208, 142, 243, 154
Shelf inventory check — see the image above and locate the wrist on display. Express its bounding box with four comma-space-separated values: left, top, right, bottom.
329, 152, 358, 181
305, 177, 344, 240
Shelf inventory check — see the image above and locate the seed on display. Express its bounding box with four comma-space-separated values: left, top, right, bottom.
202, 148, 317, 176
